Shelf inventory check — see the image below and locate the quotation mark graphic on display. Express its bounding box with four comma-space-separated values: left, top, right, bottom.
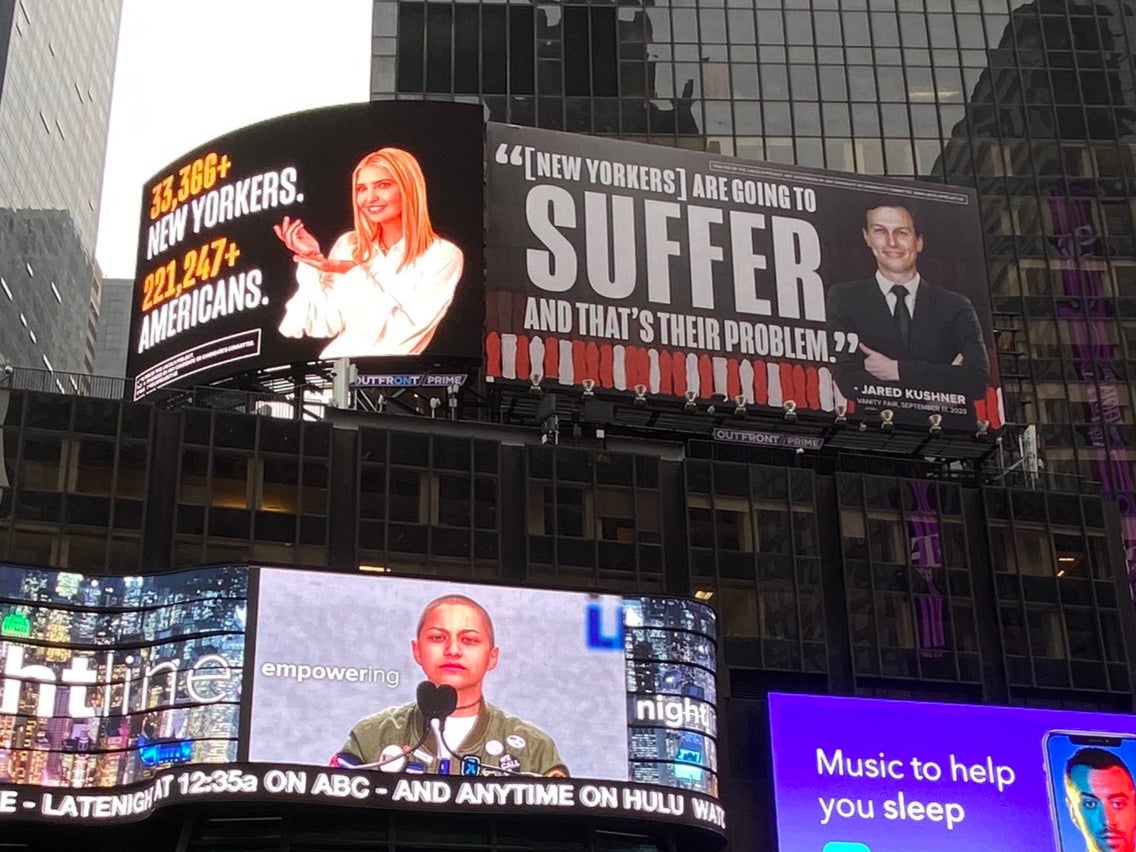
494, 143, 525, 166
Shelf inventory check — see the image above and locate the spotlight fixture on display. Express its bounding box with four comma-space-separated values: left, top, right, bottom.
581, 378, 596, 397
928, 413, 943, 435
447, 383, 460, 410
684, 389, 698, 412
976, 419, 990, 438
528, 372, 543, 396
429, 397, 441, 417
376, 393, 386, 413
633, 384, 648, 406
880, 409, 895, 431
834, 403, 848, 425
733, 394, 747, 416
783, 399, 798, 422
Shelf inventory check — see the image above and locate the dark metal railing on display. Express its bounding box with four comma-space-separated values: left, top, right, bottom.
0, 366, 327, 420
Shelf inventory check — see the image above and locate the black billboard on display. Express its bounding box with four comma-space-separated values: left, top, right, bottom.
127, 102, 484, 401
485, 124, 1002, 432
0, 563, 723, 838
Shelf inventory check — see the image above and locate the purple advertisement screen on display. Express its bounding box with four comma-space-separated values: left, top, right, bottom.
769, 692, 1136, 852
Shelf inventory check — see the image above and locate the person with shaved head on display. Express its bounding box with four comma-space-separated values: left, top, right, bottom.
338, 594, 567, 777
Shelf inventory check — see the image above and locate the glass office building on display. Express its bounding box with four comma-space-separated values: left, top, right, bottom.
2, 2, 1136, 849
0, 0, 121, 377
365, 2, 1136, 847
91, 276, 131, 378
375, 0, 1136, 585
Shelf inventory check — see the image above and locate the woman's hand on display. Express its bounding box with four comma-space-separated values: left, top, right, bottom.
273, 216, 321, 257
274, 217, 354, 280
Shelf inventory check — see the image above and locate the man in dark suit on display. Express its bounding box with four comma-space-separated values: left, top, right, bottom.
826, 201, 989, 410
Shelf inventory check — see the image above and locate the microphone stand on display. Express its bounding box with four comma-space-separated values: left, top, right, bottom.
421, 681, 458, 771
430, 717, 453, 764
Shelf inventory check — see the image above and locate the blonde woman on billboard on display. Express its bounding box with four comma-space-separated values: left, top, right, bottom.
274, 147, 463, 359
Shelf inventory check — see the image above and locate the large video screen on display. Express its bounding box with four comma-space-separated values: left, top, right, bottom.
127, 102, 484, 400
769, 692, 1136, 852
0, 564, 722, 837
250, 570, 718, 793
486, 125, 1002, 432
0, 565, 247, 787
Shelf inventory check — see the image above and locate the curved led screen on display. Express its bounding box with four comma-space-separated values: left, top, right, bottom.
0, 565, 247, 788
0, 564, 722, 838
127, 102, 485, 400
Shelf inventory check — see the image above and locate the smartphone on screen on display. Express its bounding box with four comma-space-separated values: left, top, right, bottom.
1044, 730, 1136, 852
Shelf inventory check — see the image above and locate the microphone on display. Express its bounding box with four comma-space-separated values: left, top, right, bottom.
416, 681, 459, 768
415, 681, 437, 718
416, 681, 458, 721
437, 684, 457, 717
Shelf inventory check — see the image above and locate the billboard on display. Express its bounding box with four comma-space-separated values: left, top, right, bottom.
0, 564, 247, 789
250, 570, 718, 794
0, 564, 723, 837
127, 102, 484, 401
768, 692, 1136, 852
485, 125, 1002, 432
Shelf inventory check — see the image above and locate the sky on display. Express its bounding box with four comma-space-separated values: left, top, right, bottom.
95, 0, 371, 281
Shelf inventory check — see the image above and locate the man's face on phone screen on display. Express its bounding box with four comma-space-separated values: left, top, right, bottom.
1068, 764, 1136, 852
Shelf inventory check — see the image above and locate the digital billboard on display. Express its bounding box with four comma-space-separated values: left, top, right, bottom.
768, 692, 1136, 851
250, 570, 718, 794
127, 102, 484, 401
0, 564, 723, 838
0, 564, 247, 789
485, 124, 1002, 432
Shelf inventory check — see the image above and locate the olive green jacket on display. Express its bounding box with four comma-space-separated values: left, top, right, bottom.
341, 701, 568, 776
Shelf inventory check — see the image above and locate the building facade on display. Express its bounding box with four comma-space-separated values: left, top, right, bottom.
0, 0, 121, 377
91, 276, 131, 378
368, 0, 1136, 848
2, 1, 1136, 849
375, 0, 1136, 586
0, 387, 1134, 850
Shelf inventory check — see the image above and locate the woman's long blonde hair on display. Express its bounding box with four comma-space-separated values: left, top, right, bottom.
350, 147, 437, 271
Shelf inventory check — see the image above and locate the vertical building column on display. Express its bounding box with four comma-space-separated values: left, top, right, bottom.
1103, 500, 1136, 712
965, 489, 1009, 704
499, 445, 526, 585
140, 409, 180, 571
815, 474, 854, 695
660, 460, 689, 597
327, 427, 358, 571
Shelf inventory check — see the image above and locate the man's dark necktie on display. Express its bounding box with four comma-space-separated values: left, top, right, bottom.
891, 284, 911, 351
